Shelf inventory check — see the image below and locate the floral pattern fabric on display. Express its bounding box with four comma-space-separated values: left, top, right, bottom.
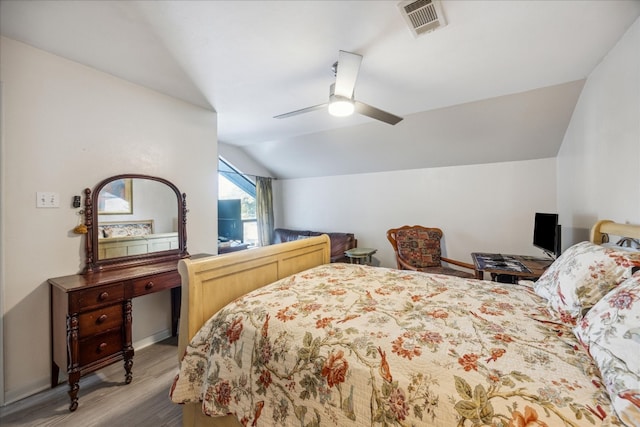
534, 241, 640, 324
574, 273, 640, 426
171, 263, 622, 426
98, 221, 153, 238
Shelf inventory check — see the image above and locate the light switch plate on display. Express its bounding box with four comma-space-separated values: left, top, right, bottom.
37, 192, 60, 208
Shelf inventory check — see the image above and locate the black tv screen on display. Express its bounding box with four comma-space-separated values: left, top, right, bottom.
218, 199, 243, 241
218, 199, 241, 220
218, 218, 243, 242
533, 212, 560, 257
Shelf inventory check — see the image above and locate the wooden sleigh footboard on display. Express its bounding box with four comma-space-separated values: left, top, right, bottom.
176, 235, 331, 427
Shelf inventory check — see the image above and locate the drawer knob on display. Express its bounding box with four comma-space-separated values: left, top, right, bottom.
97, 342, 107, 352
145, 281, 154, 290
98, 292, 109, 301
97, 314, 108, 324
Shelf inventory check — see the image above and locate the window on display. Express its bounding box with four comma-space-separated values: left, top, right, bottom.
218, 158, 257, 246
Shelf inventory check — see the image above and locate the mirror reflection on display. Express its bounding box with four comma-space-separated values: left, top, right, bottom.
97, 178, 179, 260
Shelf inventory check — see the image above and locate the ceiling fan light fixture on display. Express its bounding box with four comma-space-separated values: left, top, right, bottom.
274, 51, 402, 125
328, 96, 355, 117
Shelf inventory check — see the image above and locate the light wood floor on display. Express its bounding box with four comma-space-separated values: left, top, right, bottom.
0, 337, 182, 427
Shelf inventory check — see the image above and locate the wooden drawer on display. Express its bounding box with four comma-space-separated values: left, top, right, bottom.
79, 329, 123, 366
70, 283, 125, 313
78, 304, 123, 339
131, 271, 179, 298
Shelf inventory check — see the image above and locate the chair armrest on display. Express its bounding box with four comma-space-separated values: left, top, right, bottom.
442, 257, 482, 279
396, 257, 419, 271
398, 255, 480, 278
441, 257, 475, 271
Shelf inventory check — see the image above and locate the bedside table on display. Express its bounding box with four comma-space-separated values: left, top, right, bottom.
345, 248, 377, 265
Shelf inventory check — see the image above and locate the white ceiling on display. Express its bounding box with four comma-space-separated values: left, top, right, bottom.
2, 1, 639, 178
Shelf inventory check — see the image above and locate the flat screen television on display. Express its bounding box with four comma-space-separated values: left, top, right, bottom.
533, 212, 561, 258
218, 199, 243, 242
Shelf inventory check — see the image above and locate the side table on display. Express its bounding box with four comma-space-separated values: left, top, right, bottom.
471, 252, 553, 283
345, 248, 377, 265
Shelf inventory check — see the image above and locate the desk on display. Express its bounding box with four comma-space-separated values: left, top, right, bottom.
471, 252, 553, 283
345, 248, 377, 265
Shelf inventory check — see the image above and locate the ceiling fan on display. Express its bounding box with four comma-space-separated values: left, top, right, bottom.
274, 50, 403, 125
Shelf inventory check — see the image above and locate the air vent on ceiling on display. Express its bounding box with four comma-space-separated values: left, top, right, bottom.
398, 0, 447, 38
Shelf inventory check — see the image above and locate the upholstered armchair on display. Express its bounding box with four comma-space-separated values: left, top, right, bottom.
386, 225, 480, 279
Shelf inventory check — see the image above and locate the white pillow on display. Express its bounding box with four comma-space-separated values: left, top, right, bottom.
574, 273, 640, 425
533, 241, 640, 324
601, 242, 640, 252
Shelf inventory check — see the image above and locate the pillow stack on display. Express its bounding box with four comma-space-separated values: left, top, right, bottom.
533, 241, 640, 325
574, 274, 640, 426
533, 241, 640, 425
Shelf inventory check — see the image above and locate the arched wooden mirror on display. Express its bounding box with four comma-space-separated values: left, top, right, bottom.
83, 174, 188, 273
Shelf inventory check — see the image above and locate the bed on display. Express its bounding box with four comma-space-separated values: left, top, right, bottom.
171, 221, 640, 426
97, 220, 179, 259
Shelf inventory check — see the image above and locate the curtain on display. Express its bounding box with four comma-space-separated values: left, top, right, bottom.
256, 176, 274, 246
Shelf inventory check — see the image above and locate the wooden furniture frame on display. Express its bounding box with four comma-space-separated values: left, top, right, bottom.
84, 174, 188, 274
177, 235, 330, 427
50, 174, 189, 412
50, 261, 182, 411
471, 253, 553, 282
387, 225, 479, 279
98, 232, 179, 259
590, 219, 640, 244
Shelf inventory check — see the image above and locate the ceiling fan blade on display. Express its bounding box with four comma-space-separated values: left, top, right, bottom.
334, 50, 362, 98
355, 101, 403, 125
274, 103, 327, 119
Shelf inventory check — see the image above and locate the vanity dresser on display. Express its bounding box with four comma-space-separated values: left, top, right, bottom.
49, 174, 189, 412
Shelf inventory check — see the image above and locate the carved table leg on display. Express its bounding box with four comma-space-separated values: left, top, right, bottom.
124, 299, 134, 384
67, 313, 80, 411
68, 371, 80, 412
124, 357, 134, 384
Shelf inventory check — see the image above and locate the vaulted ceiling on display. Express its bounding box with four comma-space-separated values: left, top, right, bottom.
2, 1, 639, 178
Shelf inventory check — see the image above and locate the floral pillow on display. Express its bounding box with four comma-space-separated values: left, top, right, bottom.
574, 273, 640, 425
533, 241, 640, 324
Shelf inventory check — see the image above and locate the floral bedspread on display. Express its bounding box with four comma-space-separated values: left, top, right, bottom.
171, 263, 622, 426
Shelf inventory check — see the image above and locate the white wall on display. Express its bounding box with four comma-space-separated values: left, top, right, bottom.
0, 37, 218, 404
276, 158, 557, 269
218, 142, 272, 179
274, 18, 640, 272
557, 17, 640, 246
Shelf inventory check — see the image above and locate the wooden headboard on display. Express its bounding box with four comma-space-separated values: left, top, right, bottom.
590, 219, 640, 244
